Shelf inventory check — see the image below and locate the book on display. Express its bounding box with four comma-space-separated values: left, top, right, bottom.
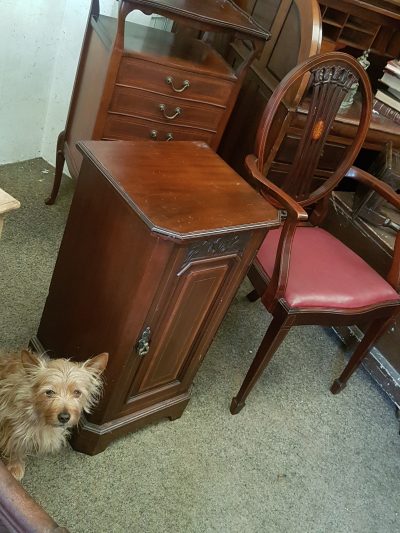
375, 89, 400, 112
386, 59, 400, 77
372, 99, 400, 126
380, 71, 400, 92
388, 86, 400, 100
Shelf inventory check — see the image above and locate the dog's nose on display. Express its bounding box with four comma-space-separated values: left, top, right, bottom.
58, 412, 71, 424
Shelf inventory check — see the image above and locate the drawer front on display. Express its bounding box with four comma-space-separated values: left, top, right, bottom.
104, 113, 214, 144
117, 56, 235, 107
110, 86, 224, 130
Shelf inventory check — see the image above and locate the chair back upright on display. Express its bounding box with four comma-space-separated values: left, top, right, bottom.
252, 52, 373, 210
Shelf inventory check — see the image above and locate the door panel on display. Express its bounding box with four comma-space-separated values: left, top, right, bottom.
125, 255, 239, 410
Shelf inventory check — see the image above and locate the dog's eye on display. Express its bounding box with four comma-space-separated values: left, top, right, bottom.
73, 390, 82, 398
45, 390, 55, 397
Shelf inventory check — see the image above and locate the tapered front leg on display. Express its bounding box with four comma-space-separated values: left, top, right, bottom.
331, 316, 395, 394
231, 314, 291, 414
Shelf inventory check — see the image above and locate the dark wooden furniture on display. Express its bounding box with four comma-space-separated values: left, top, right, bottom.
319, 0, 400, 58
45, 0, 269, 205
33, 140, 279, 454
229, 52, 400, 414
219, 0, 400, 178
218, 0, 323, 175
0, 461, 68, 533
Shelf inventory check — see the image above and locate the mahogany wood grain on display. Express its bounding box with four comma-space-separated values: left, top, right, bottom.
109, 86, 225, 130
117, 56, 235, 105
103, 114, 214, 143
36, 140, 279, 453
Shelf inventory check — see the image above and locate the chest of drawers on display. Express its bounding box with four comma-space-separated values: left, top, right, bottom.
46, 0, 269, 205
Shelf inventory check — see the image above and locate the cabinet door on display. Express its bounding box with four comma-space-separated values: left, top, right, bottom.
119, 249, 244, 415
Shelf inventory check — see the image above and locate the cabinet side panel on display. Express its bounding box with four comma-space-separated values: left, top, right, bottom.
65, 28, 111, 178
37, 160, 172, 423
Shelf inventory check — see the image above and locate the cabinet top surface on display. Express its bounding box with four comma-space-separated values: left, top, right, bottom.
78, 141, 279, 239
127, 0, 270, 39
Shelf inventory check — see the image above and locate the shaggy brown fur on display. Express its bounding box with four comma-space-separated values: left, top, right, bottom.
0, 350, 108, 480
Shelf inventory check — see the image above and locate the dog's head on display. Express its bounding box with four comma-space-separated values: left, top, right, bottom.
21, 350, 109, 428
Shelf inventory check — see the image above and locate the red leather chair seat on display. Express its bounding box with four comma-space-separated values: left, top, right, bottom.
257, 226, 400, 309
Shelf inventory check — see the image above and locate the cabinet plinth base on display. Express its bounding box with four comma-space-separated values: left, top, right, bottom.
70, 393, 191, 455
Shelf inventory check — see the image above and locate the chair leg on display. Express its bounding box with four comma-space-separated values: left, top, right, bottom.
230, 315, 291, 414
45, 130, 66, 205
331, 316, 394, 394
246, 289, 260, 302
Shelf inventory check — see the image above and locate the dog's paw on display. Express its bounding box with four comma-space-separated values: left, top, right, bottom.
7, 462, 25, 481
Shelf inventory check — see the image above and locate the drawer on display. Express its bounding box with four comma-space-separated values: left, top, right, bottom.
104, 114, 214, 144
117, 56, 235, 107
110, 86, 224, 131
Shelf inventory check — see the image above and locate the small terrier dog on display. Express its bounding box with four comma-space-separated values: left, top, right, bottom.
0, 349, 108, 480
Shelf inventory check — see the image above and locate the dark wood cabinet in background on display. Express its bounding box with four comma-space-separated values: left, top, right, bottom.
324, 192, 400, 408
218, 0, 400, 177
34, 140, 279, 454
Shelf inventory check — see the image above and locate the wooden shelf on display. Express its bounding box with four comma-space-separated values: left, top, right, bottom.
339, 31, 373, 50
324, 6, 348, 25
323, 18, 343, 28
347, 15, 379, 34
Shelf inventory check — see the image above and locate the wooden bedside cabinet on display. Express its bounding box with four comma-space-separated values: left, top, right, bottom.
46, 0, 269, 204
33, 140, 279, 454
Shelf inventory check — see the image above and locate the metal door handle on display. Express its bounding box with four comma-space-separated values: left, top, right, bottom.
136, 326, 151, 357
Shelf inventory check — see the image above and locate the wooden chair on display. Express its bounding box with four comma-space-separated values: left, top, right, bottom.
0, 461, 68, 532
230, 51, 400, 415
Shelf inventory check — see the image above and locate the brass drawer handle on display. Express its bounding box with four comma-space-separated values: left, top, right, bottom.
159, 104, 181, 120
150, 130, 174, 141
165, 76, 190, 93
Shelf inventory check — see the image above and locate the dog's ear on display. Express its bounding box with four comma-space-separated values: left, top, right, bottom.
84, 352, 109, 374
21, 349, 42, 369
